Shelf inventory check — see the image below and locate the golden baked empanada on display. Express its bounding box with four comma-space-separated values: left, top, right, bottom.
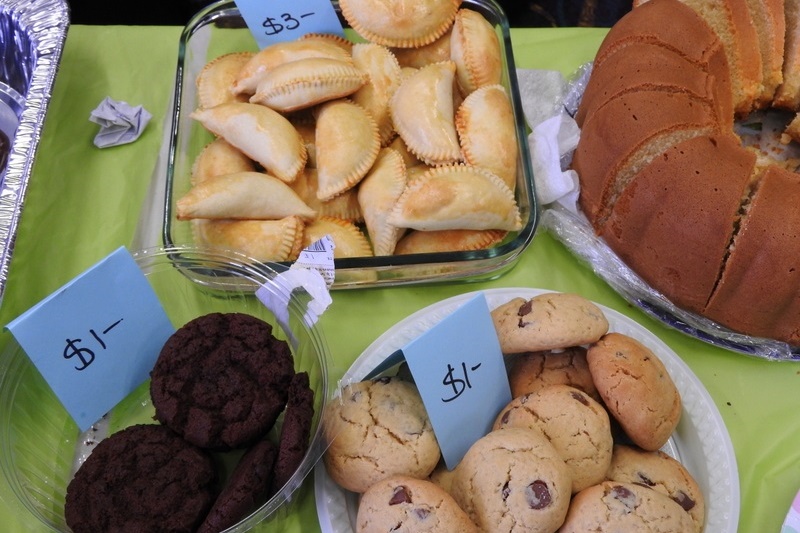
339, 0, 459, 48
391, 30, 453, 69
289, 167, 362, 221
176, 171, 316, 220
388, 164, 522, 231
290, 120, 318, 169
390, 61, 462, 166
190, 102, 307, 183
387, 135, 423, 168
191, 138, 255, 186
351, 42, 403, 146
299, 32, 353, 53
192, 216, 305, 262
455, 84, 518, 190
302, 216, 373, 258
315, 99, 381, 201
357, 148, 408, 255
450, 9, 502, 96
406, 163, 434, 183
394, 228, 507, 254
232, 38, 354, 96
249, 57, 368, 113
196, 52, 253, 109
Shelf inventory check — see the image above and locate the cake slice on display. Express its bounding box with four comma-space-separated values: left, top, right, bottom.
633, 0, 763, 116
744, 0, 785, 107
773, 0, 800, 109
577, 41, 732, 128
572, 88, 719, 226
704, 165, 800, 345
595, 0, 723, 76
598, 134, 756, 315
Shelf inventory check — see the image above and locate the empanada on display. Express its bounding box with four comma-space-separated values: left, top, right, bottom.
455, 84, 518, 190
394, 228, 507, 254
190, 102, 307, 183
388, 164, 522, 231
357, 148, 408, 255
191, 138, 255, 186
302, 216, 373, 258
249, 57, 368, 113
196, 52, 253, 109
192, 216, 305, 262
289, 167, 363, 221
391, 30, 453, 69
176, 171, 316, 220
315, 99, 381, 201
351, 42, 403, 146
450, 8, 503, 95
339, 0, 459, 48
390, 61, 462, 166
232, 37, 354, 96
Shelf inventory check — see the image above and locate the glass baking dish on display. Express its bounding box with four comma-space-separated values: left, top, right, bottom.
162, 0, 538, 289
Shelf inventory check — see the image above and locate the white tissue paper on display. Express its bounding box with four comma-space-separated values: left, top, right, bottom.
516, 68, 581, 211
255, 235, 335, 345
89, 97, 152, 148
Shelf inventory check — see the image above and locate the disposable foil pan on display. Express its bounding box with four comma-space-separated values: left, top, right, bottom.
0, 0, 69, 303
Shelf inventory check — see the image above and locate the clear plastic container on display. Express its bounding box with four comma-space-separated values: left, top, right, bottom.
0, 245, 333, 532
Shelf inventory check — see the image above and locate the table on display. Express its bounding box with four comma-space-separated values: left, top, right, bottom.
0, 23, 797, 533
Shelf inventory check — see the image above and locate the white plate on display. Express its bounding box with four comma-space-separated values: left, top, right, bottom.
314, 288, 739, 532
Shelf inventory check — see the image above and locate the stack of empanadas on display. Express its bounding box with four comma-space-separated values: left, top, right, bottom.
177, 1, 523, 263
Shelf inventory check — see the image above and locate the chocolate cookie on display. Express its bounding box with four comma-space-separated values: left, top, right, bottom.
270, 371, 315, 495
65, 424, 216, 533
150, 312, 295, 450
198, 438, 278, 533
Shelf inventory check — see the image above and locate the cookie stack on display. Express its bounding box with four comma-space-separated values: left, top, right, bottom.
64, 312, 316, 533
323, 292, 705, 533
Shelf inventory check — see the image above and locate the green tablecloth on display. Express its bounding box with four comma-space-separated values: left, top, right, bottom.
0, 23, 797, 533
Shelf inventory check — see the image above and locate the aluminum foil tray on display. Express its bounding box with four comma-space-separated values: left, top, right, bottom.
0, 0, 69, 302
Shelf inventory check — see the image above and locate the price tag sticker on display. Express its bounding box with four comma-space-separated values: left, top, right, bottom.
401, 292, 512, 469
234, 0, 345, 48
6, 246, 175, 432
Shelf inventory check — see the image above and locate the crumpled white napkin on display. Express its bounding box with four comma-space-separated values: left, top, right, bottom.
516, 68, 583, 211
89, 97, 152, 148
529, 114, 581, 210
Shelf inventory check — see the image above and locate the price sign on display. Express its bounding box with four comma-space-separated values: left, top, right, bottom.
234, 0, 345, 48
400, 293, 512, 469
6, 247, 175, 432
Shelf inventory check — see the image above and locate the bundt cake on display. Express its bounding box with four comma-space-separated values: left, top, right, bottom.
573, 0, 800, 345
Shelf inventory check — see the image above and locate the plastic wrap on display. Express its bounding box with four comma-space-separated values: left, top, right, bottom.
528, 64, 800, 361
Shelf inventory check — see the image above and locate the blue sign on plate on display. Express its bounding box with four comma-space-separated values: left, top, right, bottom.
6, 246, 175, 432
402, 293, 512, 469
234, 0, 345, 48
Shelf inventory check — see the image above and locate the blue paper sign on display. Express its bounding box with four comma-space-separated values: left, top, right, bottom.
402, 293, 512, 469
6, 247, 175, 432
234, 0, 344, 48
